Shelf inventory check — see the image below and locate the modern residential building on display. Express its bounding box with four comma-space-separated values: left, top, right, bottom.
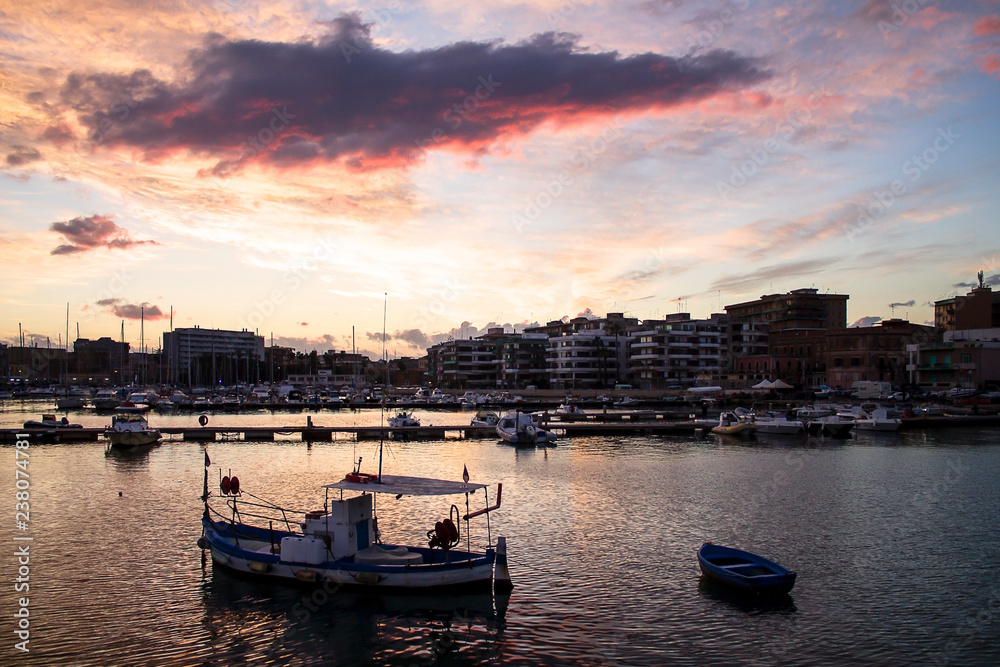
628, 313, 728, 389
496, 332, 549, 389
164, 327, 265, 385
914, 327, 1000, 389
425, 335, 501, 389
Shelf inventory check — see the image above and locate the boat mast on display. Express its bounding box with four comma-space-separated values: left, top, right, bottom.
379, 295, 386, 481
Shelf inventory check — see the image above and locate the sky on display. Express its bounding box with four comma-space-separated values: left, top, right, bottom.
1, 0, 998, 360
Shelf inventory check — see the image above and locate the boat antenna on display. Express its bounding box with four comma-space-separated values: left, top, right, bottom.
378, 294, 387, 482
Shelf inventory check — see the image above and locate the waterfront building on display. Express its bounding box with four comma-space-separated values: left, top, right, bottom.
628, 313, 728, 389
74, 337, 130, 378
824, 319, 937, 389
725, 288, 849, 388
164, 327, 264, 386
546, 327, 626, 390
425, 335, 500, 390
915, 328, 1000, 389
496, 332, 549, 389
934, 281, 1000, 331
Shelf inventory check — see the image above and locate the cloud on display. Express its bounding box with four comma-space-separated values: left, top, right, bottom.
850, 316, 883, 328
973, 14, 1000, 37
709, 258, 841, 295
49, 214, 158, 255
6, 145, 42, 166
95, 298, 167, 320
888, 300, 915, 308
954, 272, 1000, 289
46, 13, 770, 175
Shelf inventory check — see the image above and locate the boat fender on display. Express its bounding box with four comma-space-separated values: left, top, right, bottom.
230, 476, 240, 494
199, 414, 208, 426
197, 537, 208, 550
220, 476, 231, 495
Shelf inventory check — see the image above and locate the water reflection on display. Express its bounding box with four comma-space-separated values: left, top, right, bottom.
696, 577, 797, 615
201, 564, 509, 666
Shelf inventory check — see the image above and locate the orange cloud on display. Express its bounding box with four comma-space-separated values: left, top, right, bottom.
973, 14, 1000, 37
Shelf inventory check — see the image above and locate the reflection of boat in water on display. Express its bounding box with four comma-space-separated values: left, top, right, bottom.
199, 453, 512, 593
496, 411, 557, 445
200, 562, 508, 665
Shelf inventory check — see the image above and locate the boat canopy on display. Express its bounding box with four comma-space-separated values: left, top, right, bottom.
324, 474, 487, 496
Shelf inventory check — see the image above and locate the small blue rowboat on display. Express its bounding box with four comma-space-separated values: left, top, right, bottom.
697, 542, 796, 595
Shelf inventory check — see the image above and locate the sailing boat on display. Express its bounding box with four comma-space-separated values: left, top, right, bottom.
197, 297, 512, 592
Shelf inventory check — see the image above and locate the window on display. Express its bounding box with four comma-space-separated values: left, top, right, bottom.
834, 357, 843, 367
961, 354, 972, 363
850, 358, 861, 367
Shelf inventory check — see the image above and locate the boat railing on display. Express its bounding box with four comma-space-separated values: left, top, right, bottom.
208, 494, 305, 534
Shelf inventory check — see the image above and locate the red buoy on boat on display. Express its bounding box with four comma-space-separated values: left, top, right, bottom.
230, 476, 240, 494
220, 476, 231, 495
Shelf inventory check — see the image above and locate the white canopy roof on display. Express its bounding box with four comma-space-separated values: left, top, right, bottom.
324, 474, 487, 496
752, 380, 775, 389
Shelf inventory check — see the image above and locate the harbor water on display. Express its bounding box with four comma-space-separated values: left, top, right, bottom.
2, 401, 999, 665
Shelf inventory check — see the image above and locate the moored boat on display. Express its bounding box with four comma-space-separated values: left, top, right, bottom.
198, 455, 512, 593
853, 407, 902, 431
105, 404, 161, 449
711, 412, 755, 436
496, 411, 557, 445
23, 414, 83, 429
697, 542, 796, 595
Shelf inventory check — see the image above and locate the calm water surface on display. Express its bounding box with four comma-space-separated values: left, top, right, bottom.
1, 401, 999, 665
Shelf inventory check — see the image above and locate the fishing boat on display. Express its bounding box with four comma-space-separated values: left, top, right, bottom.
697, 542, 796, 595
711, 412, 755, 436
198, 454, 512, 593
496, 411, 557, 445
105, 404, 161, 449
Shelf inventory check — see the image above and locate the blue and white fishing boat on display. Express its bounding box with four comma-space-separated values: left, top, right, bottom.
697, 542, 796, 595
198, 454, 512, 593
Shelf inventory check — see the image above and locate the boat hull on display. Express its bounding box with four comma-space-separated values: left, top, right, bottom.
697, 543, 796, 595
202, 516, 497, 592
106, 430, 161, 448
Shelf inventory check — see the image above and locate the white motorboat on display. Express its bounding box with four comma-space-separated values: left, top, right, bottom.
496, 411, 557, 445
751, 411, 805, 435
853, 408, 902, 431
105, 405, 161, 449
470, 411, 499, 427
93, 388, 123, 411
388, 411, 420, 428
552, 403, 587, 421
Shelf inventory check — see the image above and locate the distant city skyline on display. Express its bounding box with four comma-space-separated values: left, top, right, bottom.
2, 1, 998, 359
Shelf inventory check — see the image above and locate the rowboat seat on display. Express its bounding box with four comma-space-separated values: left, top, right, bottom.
354, 545, 424, 566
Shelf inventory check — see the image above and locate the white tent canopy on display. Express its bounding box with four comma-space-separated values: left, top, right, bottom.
752, 380, 775, 389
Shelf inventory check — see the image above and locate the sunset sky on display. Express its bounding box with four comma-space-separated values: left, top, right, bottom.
1, 0, 998, 359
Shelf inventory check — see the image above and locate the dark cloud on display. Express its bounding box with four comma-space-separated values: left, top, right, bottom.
48, 13, 769, 175
954, 273, 1000, 289
95, 298, 167, 320
49, 214, 158, 255
888, 300, 915, 308
850, 316, 882, 328
6, 145, 42, 166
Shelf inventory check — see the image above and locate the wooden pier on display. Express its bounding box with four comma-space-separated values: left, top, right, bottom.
3, 412, 999, 443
